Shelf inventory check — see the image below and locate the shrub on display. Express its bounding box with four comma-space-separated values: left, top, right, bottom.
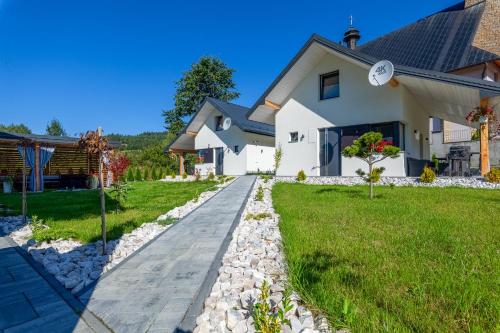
134, 168, 142, 181
207, 172, 215, 181
109, 153, 131, 182
170, 171, 176, 179
143, 168, 150, 181
255, 185, 264, 201
432, 154, 439, 173
260, 174, 272, 183
218, 175, 226, 184
485, 167, 500, 183
109, 181, 130, 212
151, 167, 158, 180
194, 170, 201, 181
126, 168, 134, 182
420, 166, 436, 183
274, 144, 283, 174
252, 280, 293, 333
245, 212, 272, 221
182, 172, 188, 179
296, 170, 306, 182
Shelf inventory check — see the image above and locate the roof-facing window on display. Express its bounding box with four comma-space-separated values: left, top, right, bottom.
320, 71, 340, 100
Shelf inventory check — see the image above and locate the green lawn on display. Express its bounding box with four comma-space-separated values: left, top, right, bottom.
273, 183, 499, 332
0, 181, 216, 243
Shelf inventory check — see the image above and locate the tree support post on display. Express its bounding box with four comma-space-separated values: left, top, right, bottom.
97, 127, 107, 254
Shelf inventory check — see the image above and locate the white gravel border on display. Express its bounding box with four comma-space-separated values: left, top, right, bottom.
277, 176, 500, 189
0, 178, 236, 295
194, 177, 331, 333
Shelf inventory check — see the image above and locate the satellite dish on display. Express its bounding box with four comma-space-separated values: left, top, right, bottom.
222, 117, 232, 130
368, 60, 394, 86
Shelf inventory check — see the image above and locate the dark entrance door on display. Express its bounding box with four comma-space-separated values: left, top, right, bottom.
319, 128, 340, 176
215, 147, 224, 175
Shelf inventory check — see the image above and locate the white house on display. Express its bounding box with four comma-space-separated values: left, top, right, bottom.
167, 97, 275, 176
247, 0, 500, 177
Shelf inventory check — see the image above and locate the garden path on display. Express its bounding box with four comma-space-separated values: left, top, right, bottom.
78, 176, 256, 333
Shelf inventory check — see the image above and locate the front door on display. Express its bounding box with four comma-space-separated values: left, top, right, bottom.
319, 128, 340, 176
215, 147, 224, 175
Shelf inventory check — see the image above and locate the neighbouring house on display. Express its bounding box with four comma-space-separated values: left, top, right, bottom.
166, 97, 275, 176
0, 131, 120, 192
246, 0, 500, 177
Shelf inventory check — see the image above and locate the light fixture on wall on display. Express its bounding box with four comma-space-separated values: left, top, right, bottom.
414, 130, 420, 140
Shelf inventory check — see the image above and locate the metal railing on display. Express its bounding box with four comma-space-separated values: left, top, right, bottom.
443, 129, 475, 143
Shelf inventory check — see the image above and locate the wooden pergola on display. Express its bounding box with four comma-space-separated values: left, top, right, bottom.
169, 148, 196, 176
0, 131, 119, 191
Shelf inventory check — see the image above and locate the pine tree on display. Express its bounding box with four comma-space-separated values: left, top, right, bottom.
152, 167, 158, 180
135, 168, 142, 181
126, 167, 134, 181
143, 168, 150, 181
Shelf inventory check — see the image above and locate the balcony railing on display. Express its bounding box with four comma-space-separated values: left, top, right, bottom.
443, 129, 475, 143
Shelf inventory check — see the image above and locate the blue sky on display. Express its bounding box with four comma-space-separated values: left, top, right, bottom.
0, 0, 458, 135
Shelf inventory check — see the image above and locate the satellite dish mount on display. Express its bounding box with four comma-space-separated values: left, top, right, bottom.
368, 60, 394, 86
222, 117, 232, 131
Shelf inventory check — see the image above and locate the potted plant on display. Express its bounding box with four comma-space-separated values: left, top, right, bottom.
2, 176, 13, 193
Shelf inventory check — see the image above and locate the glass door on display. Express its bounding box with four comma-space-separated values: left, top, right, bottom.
319, 128, 340, 176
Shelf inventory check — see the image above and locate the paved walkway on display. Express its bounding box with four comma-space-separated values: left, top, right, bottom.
79, 176, 255, 333
0, 236, 94, 333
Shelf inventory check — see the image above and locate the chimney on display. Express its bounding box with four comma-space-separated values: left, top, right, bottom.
343, 16, 361, 49
468, 0, 500, 55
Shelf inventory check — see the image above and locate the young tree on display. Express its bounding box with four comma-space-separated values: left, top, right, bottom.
46, 118, 67, 136
79, 128, 110, 254
274, 144, 283, 174
163, 56, 240, 135
342, 132, 400, 199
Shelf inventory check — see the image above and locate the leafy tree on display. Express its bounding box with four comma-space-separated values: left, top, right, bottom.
78, 129, 110, 254
46, 118, 66, 136
342, 132, 400, 199
163, 56, 240, 135
0, 123, 32, 134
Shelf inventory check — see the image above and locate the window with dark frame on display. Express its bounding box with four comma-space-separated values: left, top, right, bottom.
431, 118, 442, 133
198, 148, 214, 163
215, 116, 224, 131
340, 122, 404, 150
320, 71, 340, 100
234, 145, 239, 153
289, 132, 298, 143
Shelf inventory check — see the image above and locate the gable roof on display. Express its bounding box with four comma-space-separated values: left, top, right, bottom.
357, 1, 499, 72
205, 98, 274, 136
165, 98, 274, 152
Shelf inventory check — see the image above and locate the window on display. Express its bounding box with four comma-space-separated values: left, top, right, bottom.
431, 118, 442, 133
289, 132, 298, 143
215, 116, 223, 131
234, 145, 239, 153
340, 122, 404, 150
198, 148, 213, 163
320, 71, 340, 100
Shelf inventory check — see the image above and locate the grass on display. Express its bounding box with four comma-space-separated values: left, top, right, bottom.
272, 183, 500, 332
0, 180, 216, 244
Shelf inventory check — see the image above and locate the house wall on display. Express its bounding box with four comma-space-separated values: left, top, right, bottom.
194, 109, 274, 175
275, 53, 428, 177
246, 143, 275, 174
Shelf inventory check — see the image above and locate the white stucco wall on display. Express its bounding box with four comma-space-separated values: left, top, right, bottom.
194, 162, 214, 176
246, 144, 275, 173
194, 108, 275, 175
341, 154, 407, 177
274, 52, 430, 177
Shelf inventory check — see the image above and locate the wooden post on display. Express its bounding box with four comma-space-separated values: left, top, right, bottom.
34, 144, 40, 192
179, 153, 185, 176
480, 120, 489, 176
97, 127, 107, 254
22, 145, 27, 224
